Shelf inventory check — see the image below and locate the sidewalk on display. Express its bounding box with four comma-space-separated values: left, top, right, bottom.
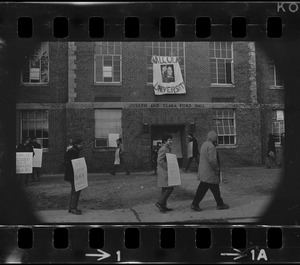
35, 171, 273, 224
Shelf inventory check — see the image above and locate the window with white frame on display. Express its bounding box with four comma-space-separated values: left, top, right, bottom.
22, 42, 49, 84
147, 42, 185, 83
213, 109, 236, 145
272, 110, 285, 145
210, 42, 234, 85
94, 42, 122, 83
95, 109, 122, 148
269, 62, 283, 87
20, 110, 49, 149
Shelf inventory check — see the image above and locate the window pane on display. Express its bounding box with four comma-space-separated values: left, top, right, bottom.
43, 139, 49, 148
218, 136, 224, 144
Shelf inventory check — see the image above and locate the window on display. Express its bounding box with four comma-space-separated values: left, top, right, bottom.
95, 109, 122, 148
20, 110, 49, 149
22, 42, 49, 84
210, 42, 233, 85
147, 42, 185, 83
94, 42, 122, 83
213, 109, 236, 145
269, 62, 283, 87
272, 110, 285, 145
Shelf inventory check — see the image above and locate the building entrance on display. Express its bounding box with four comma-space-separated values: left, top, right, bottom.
151, 125, 185, 168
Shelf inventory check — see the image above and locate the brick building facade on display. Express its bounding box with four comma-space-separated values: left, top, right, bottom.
15, 41, 285, 174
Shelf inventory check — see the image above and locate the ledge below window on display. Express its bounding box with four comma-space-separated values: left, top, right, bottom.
94, 83, 122, 86
217, 145, 238, 149
211, 84, 235, 88
269, 85, 284, 90
93, 148, 116, 153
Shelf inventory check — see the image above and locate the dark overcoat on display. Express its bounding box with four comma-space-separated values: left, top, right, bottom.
64, 147, 80, 182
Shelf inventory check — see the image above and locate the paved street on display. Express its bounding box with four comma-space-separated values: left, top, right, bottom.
34, 169, 279, 224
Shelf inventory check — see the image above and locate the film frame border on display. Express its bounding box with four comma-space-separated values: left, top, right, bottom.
0, 1, 299, 263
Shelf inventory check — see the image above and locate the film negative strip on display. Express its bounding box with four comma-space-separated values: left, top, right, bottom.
0, 1, 300, 263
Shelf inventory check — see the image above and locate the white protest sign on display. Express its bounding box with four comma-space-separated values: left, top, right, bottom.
114, 148, 120, 165
108, 133, 119, 147
166, 153, 181, 186
16, 152, 33, 174
188, 142, 193, 158
72, 157, 88, 192
33, 148, 43, 168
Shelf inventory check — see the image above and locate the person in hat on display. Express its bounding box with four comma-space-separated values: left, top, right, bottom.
190, 130, 229, 211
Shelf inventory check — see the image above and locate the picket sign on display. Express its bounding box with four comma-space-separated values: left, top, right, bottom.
16, 152, 33, 174
33, 148, 43, 168
166, 153, 181, 186
72, 157, 88, 192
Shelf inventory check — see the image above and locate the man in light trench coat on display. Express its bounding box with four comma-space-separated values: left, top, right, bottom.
190, 130, 229, 211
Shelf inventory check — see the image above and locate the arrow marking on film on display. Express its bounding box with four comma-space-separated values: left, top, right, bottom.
85, 249, 111, 261
221, 248, 247, 261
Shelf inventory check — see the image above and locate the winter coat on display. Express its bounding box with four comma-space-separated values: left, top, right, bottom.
192, 138, 199, 157
157, 145, 172, 187
64, 147, 80, 182
198, 133, 220, 184
267, 137, 276, 157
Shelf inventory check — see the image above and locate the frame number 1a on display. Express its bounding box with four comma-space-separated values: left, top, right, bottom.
116, 251, 121, 261
251, 249, 268, 261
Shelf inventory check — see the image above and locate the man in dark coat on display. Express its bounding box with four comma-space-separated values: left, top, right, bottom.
190, 130, 229, 211
152, 142, 162, 175
30, 137, 41, 181
184, 133, 200, 172
64, 139, 83, 215
16, 138, 35, 185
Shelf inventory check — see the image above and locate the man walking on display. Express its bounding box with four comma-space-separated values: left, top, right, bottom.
111, 138, 130, 175
64, 139, 83, 215
190, 130, 229, 211
31, 137, 41, 181
184, 133, 199, 172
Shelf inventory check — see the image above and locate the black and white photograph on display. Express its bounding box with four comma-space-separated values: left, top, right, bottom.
10, 40, 285, 223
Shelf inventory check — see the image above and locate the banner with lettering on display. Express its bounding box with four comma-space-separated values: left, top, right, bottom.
72, 157, 88, 192
16, 152, 33, 174
152, 56, 186, 95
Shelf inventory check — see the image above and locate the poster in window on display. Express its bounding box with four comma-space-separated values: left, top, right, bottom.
103, 66, 112, 77
30, 68, 40, 81
276, 111, 284, 120
152, 56, 186, 95
72, 157, 88, 192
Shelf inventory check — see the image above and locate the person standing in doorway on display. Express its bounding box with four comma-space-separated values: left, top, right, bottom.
64, 139, 83, 215
190, 130, 229, 211
156, 134, 175, 213
66, 138, 73, 152
16, 138, 35, 185
31, 137, 41, 181
111, 138, 130, 175
184, 132, 199, 173
266, 133, 281, 168
152, 142, 162, 175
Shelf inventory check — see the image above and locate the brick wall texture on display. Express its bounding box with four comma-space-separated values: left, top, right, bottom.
16, 41, 285, 173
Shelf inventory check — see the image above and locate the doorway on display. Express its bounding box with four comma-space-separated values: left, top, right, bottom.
151, 125, 185, 168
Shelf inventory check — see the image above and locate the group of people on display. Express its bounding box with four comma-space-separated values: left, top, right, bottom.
16, 137, 41, 184
155, 131, 229, 213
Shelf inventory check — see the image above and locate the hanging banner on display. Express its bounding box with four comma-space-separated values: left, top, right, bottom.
72, 157, 88, 192
152, 56, 186, 95
166, 153, 181, 186
16, 152, 33, 174
33, 148, 43, 168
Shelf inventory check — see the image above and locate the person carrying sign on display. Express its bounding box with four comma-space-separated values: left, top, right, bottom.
156, 134, 175, 213
16, 138, 35, 185
30, 137, 41, 181
190, 131, 229, 211
64, 139, 83, 215
111, 138, 130, 175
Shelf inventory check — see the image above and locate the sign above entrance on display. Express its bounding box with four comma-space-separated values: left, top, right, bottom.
152, 56, 186, 95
